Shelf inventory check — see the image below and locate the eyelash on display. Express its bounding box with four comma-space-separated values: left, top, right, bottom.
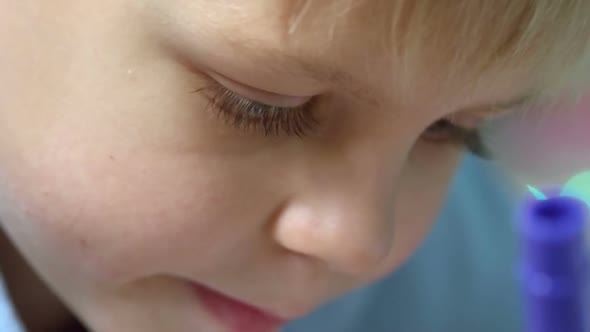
424, 119, 492, 159
196, 80, 318, 138
195, 81, 491, 159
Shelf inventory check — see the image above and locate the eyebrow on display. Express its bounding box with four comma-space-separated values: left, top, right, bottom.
231, 41, 536, 112
276, 53, 537, 112
470, 94, 537, 114
229, 41, 379, 101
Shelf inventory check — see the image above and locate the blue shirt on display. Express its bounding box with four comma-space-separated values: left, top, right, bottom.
0, 271, 24, 332
283, 154, 524, 332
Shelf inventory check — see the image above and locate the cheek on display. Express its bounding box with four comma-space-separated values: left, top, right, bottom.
0, 23, 290, 287
0, 131, 279, 286
488, 96, 590, 185
379, 143, 462, 277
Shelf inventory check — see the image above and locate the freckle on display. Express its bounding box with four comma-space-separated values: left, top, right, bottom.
79, 238, 88, 249
109, 155, 115, 161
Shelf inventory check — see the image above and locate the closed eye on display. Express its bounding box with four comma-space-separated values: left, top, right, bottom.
194, 76, 493, 158
195, 78, 318, 137
422, 119, 492, 159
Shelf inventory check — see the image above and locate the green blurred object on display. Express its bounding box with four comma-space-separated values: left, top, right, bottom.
561, 170, 590, 208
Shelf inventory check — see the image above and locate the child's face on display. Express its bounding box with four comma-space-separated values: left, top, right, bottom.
0, 1, 533, 331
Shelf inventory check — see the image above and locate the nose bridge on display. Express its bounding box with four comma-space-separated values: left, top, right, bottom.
274, 141, 402, 276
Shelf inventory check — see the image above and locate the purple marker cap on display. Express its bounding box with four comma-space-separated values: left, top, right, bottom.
518, 193, 588, 332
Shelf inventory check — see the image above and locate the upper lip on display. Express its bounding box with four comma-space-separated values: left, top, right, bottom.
234, 291, 318, 320
228, 294, 311, 321
193, 282, 315, 320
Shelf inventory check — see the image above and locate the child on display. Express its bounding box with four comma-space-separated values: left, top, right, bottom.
0, 1, 588, 331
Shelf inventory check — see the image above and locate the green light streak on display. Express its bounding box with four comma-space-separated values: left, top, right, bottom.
527, 185, 548, 200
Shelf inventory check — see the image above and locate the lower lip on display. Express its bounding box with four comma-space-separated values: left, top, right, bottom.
192, 284, 286, 332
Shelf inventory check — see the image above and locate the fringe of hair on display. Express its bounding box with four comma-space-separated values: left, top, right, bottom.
287, 0, 590, 99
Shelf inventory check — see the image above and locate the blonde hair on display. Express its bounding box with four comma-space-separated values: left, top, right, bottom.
288, 0, 590, 101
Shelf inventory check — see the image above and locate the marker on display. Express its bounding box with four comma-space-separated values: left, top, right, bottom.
519, 191, 588, 332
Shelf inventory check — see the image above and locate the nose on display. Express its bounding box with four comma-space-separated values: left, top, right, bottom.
273, 200, 394, 277
272, 151, 397, 277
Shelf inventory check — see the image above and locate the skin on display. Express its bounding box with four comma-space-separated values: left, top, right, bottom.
0, 1, 539, 331
486, 94, 590, 186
